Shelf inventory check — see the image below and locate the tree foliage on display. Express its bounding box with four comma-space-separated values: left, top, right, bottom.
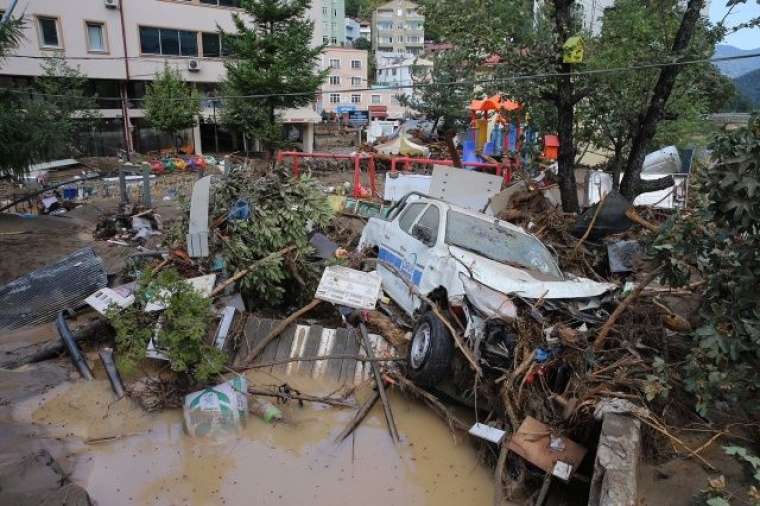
650, 115, 760, 416
581, 0, 720, 186
222, 0, 326, 154
0, 57, 101, 178
211, 169, 334, 306
143, 66, 200, 149
107, 268, 225, 383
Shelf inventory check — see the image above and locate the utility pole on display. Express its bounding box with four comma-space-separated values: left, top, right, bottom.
118, 0, 134, 157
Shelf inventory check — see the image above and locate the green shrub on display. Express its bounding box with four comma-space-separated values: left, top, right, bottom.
650, 115, 760, 416
107, 268, 226, 383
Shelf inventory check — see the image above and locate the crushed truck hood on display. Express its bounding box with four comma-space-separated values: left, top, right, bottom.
449, 246, 616, 299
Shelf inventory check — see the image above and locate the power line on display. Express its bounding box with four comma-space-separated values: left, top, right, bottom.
0, 51, 758, 103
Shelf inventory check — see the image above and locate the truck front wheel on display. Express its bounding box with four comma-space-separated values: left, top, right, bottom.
407, 311, 454, 387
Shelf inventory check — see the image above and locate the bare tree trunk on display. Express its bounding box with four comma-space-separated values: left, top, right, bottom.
445, 129, 462, 168
619, 0, 703, 200
553, 0, 580, 213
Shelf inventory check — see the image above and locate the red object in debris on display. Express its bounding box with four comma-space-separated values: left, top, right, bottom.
149, 159, 164, 174
543, 135, 560, 160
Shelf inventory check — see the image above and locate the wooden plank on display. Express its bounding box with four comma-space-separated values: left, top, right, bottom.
256, 319, 279, 369
271, 324, 296, 375
285, 325, 311, 376
295, 324, 322, 377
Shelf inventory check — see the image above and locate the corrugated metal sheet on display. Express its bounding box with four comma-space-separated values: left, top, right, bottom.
233, 317, 391, 385
0, 248, 107, 333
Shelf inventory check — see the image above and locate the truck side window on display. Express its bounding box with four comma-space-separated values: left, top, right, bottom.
398, 202, 426, 234
415, 205, 439, 246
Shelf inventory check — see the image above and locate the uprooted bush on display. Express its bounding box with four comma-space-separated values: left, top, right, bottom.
650, 115, 760, 417
210, 168, 333, 307
107, 268, 226, 382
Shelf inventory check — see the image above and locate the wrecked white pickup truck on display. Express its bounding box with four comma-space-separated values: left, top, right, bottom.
358, 192, 615, 386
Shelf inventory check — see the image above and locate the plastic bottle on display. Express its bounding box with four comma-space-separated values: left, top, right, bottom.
249, 397, 283, 423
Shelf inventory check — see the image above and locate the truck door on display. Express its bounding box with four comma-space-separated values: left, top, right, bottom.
378, 202, 442, 315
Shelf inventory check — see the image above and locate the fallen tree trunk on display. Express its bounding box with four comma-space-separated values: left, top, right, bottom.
335, 390, 380, 442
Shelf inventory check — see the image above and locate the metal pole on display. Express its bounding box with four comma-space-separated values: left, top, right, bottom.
358, 321, 399, 443
56, 312, 94, 381
213, 100, 219, 153
98, 348, 125, 399
119, 165, 129, 204
142, 163, 152, 208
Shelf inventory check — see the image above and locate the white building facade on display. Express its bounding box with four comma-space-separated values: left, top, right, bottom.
0, 0, 346, 155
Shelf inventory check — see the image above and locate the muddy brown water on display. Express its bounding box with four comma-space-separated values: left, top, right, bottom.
13, 371, 494, 506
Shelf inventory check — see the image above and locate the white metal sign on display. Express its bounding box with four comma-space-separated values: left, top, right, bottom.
315, 266, 382, 310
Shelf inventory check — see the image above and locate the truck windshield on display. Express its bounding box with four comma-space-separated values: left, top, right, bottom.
445, 211, 562, 278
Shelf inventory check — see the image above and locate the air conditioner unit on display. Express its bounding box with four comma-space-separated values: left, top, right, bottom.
187, 59, 201, 72
104, 0, 119, 9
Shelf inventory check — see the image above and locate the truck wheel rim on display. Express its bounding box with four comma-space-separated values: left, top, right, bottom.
410, 322, 431, 369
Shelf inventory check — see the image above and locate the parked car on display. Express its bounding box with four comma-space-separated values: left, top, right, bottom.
358, 192, 615, 386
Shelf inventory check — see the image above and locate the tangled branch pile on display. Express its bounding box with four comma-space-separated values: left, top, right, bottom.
210, 168, 333, 306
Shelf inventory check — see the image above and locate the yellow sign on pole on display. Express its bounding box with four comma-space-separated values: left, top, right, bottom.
562, 36, 584, 64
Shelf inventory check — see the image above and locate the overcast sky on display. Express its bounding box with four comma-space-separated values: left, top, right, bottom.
709, 0, 760, 48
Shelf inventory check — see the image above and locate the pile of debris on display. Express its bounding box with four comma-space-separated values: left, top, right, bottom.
0, 156, 720, 506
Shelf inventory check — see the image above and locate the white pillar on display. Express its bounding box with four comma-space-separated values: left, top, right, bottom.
304, 122, 314, 153
192, 117, 203, 155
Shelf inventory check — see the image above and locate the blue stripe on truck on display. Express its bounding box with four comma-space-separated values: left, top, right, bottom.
378, 246, 423, 286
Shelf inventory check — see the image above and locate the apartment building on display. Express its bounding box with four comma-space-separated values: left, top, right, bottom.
0, 0, 344, 155
316, 47, 415, 120
310, 0, 346, 46
318, 47, 367, 113
345, 17, 361, 44
371, 0, 424, 56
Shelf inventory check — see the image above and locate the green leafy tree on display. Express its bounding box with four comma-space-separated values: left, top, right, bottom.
650, 115, 760, 416
0, 57, 101, 178
580, 0, 720, 187
143, 66, 201, 152
353, 37, 371, 50
398, 50, 476, 166
222, 0, 326, 155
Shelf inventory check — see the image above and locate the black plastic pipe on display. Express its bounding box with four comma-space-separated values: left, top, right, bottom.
98, 348, 125, 399
55, 311, 94, 380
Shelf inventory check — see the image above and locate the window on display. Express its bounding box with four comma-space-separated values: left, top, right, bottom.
322, 6, 327, 14
351, 77, 361, 87
398, 203, 426, 234
378, 22, 392, 31
37, 17, 61, 48
351, 59, 361, 69
445, 211, 562, 277
200, 0, 241, 6
351, 94, 361, 104
371, 94, 381, 104
329, 75, 340, 85
415, 205, 440, 246
86, 22, 106, 52
380, 36, 392, 44
322, 36, 329, 44
392, 68, 397, 76
140, 27, 198, 56
202, 32, 228, 57
407, 36, 420, 43
331, 36, 337, 44
329, 58, 340, 69
329, 94, 340, 103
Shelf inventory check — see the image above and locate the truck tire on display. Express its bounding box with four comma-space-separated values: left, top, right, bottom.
407, 311, 454, 387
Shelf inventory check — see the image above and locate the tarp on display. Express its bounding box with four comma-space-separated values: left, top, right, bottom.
375, 132, 431, 157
